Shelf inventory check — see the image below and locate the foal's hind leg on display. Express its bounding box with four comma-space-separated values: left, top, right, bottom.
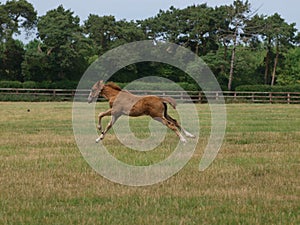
155, 117, 187, 143
165, 114, 195, 138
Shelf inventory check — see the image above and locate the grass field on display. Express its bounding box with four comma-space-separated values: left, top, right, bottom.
0, 102, 299, 224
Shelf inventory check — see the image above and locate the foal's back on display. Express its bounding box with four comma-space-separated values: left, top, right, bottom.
111, 91, 164, 117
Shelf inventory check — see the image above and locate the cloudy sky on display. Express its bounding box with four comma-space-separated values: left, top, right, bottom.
22, 0, 299, 29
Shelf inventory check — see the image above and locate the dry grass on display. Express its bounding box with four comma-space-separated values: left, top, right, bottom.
0, 102, 299, 224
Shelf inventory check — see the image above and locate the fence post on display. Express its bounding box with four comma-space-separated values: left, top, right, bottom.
234, 92, 237, 101
287, 93, 291, 104
198, 91, 202, 104
269, 92, 273, 103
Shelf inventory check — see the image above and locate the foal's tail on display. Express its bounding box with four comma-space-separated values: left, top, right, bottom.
161, 97, 177, 109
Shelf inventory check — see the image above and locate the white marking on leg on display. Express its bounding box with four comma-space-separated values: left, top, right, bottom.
179, 133, 187, 143
182, 129, 195, 138
96, 133, 105, 143
100, 133, 104, 140
96, 137, 101, 143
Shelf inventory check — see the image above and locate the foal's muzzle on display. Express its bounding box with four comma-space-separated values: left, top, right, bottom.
87, 95, 95, 103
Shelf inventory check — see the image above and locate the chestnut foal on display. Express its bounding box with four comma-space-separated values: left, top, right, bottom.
88, 80, 195, 143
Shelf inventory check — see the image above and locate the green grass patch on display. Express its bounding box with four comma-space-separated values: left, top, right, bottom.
0, 102, 299, 224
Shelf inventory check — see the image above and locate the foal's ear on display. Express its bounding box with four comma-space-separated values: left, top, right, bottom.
97, 80, 104, 89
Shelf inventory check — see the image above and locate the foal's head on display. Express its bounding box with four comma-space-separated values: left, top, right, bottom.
88, 80, 104, 103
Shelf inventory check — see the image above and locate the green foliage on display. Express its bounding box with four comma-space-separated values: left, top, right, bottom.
117, 82, 199, 91
38, 5, 80, 47
84, 15, 117, 54
53, 80, 78, 89
0, 80, 22, 88
0, 80, 195, 91
232, 47, 266, 87
277, 47, 300, 85
0, 1, 299, 90
84, 15, 145, 56
0, 0, 37, 39
0, 38, 25, 81
260, 13, 298, 85
0, 80, 78, 89
21, 39, 48, 82
236, 84, 300, 92
22, 81, 37, 88
36, 5, 92, 82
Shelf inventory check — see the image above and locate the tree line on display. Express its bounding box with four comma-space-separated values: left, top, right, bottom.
0, 0, 299, 90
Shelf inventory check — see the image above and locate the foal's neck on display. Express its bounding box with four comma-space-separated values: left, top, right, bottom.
102, 86, 120, 100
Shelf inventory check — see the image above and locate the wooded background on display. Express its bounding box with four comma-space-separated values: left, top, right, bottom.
0, 0, 299, 91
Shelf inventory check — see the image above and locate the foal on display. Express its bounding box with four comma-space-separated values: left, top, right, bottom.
88, 80, 195, 143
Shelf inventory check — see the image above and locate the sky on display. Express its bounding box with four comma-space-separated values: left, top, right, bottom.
23, 0, 299, 29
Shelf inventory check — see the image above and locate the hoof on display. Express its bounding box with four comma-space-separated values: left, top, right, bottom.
96, 134, 104, 143
183, 130, 196, 138
188, 134, 196, 138
180, 138, 187, 144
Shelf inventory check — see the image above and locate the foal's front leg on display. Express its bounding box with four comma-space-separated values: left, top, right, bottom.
97, 109, 112, 132
96, 114, 120, 143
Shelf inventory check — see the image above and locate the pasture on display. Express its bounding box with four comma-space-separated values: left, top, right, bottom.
0, 102, 299, 224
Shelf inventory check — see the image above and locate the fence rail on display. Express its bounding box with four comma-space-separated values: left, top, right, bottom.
1, 88, 300, 104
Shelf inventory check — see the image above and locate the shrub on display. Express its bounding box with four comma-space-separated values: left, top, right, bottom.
0, 81, 23, 88
235, 85, 300, 92
117, 82, 200, 91
53, 80, 78, 89
38, 81, 55, 89
22, 81, 38, 89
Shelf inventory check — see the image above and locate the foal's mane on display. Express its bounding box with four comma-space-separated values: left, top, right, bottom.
105, 82, 122, 91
